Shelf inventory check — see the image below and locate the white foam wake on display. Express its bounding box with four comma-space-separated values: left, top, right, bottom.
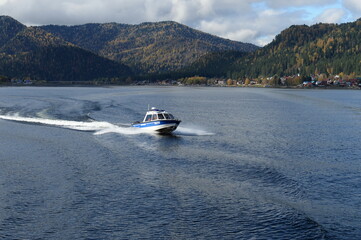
0, 114, 144, 135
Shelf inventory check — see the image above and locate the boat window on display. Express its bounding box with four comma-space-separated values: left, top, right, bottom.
158, 114, 165, 119
163, 113, 170, 119
151, 114, 157, 121
169, 114, 175, 119
145, 115, 152, 122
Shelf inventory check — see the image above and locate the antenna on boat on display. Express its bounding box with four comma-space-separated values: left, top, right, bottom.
148, 104, 150, 111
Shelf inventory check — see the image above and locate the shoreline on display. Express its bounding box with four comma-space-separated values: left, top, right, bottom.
1, 85, 360, 90
1, 82, 361, 90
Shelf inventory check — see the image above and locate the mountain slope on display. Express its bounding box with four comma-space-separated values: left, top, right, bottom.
0, 16, 132, 82
183, 19, 361, 79
227, 20, 361, 78
0, 45, 132, 81
0, 27, 72, 54
41, 21, 259, 73
0, 16, 26, 48
179, 51, 246, 78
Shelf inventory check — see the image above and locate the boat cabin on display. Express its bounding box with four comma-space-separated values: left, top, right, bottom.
143, 108, 175, 122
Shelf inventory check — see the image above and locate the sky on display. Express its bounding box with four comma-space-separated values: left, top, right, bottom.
0, 0, 360, 46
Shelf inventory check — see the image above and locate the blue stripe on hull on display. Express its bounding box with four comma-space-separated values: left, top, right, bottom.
132, 120, 180, 128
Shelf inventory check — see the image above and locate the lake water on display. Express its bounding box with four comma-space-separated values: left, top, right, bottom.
0, 86, 360, 239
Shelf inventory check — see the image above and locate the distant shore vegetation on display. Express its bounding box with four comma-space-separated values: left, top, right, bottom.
155, 73, 361, 89
2, 73, 361, 89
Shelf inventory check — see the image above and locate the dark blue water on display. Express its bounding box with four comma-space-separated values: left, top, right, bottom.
0, 87, 360, 239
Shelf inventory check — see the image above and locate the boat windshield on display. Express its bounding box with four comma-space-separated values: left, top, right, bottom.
145, 114, 152, 122
163, 113, 175, 120
158, 114, 165, 119
164, 113, 174, 119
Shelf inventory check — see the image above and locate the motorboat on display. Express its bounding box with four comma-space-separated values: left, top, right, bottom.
132, 107, 181, 134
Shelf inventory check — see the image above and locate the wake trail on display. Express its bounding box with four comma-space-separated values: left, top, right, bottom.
0, 114, 214, 136
0, 114, 144, 135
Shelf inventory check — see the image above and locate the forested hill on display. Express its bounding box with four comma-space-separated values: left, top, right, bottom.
191, 19, 361, 79
0, 16, 26, 47
0, 16, 132, 82
1, 27, 72, 54
0, 16, 258, 81
41, 21, 259, 73
4, 15, 360, 83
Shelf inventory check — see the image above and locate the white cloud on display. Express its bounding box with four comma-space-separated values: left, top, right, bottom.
265, 0, 338, 8
199, 20, 229, 35
144, 0, 173, 21
314, 8, 347, 23
198, 6, 306, 45
225, 29, 258, 43
0, 0, 357, 46
343, 0, 361, 17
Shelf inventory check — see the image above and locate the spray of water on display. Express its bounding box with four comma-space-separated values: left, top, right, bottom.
175, 126, 214, 136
